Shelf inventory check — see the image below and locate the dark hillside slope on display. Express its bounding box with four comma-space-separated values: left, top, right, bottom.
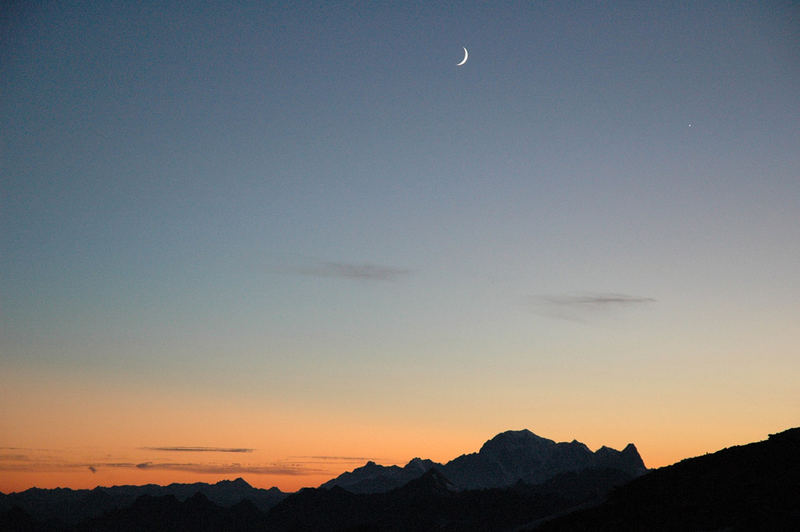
535, 427, 800, 531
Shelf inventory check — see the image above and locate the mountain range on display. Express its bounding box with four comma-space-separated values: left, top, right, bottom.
321, 429, 646, 492
2, 427, 798, 530
0, 478, 286, 527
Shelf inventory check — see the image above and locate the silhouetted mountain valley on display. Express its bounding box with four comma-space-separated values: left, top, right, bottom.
2, 428, 798, 531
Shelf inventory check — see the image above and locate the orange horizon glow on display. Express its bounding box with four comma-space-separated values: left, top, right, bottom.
1, 424, 789, 494
4, 362, 798, 495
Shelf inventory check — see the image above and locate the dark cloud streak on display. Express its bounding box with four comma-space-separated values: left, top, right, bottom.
0, 461, 137, 472
142, 446, 255, 453
531, 292, 656, 322
133, 462, 321, 475
539, 293, 656, 306
0, 454, 32, 461
0, 460, 321, 476
305, 456, 377, 461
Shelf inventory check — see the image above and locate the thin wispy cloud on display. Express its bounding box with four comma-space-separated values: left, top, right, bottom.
141, 447, 255, 453
531, 292, 656, 322
0, 447, 328, 477
1, 460, 322, 476
0, 454, 31, 461
285, 260, 413, 282
285, 455, 382, 466
0, 461, 136, 472
304, 456, 377, 461
539, 293, 656, 307
0, 445, 363, 478
133, 462, 322, 475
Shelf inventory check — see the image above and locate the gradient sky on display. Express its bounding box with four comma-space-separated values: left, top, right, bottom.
2, 1, 799, 493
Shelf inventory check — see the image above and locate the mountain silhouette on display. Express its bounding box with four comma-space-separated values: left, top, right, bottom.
533, 427, 800, 530
5, 428, 797, 530
323, 429, 647, 492
75, 492, 270, 532
0, 477, 285, 528
266, 466, 634, 532
319, 456, 440, 493
0, 429, 642, 531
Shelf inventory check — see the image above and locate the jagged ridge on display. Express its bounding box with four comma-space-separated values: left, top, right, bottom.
322, 429, 647, 492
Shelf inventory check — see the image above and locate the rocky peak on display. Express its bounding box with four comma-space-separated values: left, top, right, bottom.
405, 457, 436, 472
479, 429, 554, 456
216, 477, 251, 488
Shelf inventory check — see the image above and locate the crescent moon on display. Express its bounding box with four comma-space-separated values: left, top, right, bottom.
456, 47, 468, 66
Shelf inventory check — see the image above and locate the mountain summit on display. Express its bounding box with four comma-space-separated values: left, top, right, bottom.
322, 429, 647, 493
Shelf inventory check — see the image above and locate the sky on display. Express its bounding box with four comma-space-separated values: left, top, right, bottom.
1, 1, 799, 493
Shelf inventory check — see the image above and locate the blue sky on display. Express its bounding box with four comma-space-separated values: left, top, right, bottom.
1, 1, 799, 491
